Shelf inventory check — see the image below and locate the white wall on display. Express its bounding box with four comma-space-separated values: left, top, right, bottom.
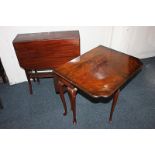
0, 26, 113, 85
0, 26, 155, 85
110, 26, 155, 58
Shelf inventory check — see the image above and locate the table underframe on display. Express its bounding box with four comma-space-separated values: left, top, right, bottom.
25, 69, 59, 95
55, 75, 120, 124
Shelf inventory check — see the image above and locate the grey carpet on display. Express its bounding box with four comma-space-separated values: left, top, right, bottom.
0, 57, 155, 129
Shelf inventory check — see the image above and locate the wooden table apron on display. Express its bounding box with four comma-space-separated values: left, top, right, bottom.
55, 74, 120, 124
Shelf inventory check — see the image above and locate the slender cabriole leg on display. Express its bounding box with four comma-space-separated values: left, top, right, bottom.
67, 87, 77, 124
25, 70, 33, 95
57, 80, 67, 116
109, 89, 120, 122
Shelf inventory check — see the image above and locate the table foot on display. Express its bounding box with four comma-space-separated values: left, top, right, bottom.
67, 87, 77, 125
63, 111, 67, 116
73, 119, 77, 125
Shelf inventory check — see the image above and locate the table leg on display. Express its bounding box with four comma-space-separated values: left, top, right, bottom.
25, 70, 33, 95
33, 72, 36, 82
67, 87, 77, 124
109, 89, 120, 122
57, 80, 67, 116
35, 70, 40, 83
67, 87, 73, 111
53, 76, 59, 93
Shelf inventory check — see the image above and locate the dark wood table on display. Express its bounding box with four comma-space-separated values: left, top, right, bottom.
53, 45, 143, 124
13, 31, 80, 94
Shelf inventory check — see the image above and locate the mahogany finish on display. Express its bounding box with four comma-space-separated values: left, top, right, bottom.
54, 45, 143, 123
13, 31, 80, 94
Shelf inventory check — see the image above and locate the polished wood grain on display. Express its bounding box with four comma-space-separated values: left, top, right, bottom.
13, 31, 79, 43
13, 31, 80, 94
54, 45, 143, 123
54, 45, 143, 98
13, 31, 80, 70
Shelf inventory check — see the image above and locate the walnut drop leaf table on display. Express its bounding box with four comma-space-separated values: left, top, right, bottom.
53, 45, 143, 124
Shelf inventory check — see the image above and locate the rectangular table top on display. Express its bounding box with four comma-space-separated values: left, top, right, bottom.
13, 31, 80, 70
54, 45, 143, 98
13, 31, 79, 43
